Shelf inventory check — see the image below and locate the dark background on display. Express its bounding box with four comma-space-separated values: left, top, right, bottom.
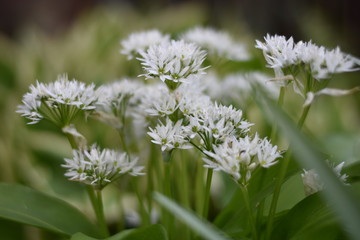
0, 0, 359, 54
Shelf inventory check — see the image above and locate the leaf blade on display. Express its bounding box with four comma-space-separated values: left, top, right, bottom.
0, 183, 101, 237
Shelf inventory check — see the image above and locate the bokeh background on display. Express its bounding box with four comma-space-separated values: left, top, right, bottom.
0, 0, 359, 239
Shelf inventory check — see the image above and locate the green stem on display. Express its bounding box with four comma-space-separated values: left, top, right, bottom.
96, 190, 109, 237
162, 151, 175, 238
202, 168, 213, 219
195, 157, 205, 216
118, 128, 129, 153
270, 86, 286, 141
86, 186, 109, 237
240, 185, 258, 240
133, 179, 150, 226
265, 104, 312, 240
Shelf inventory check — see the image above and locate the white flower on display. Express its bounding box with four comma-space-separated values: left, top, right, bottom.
203, 134, 281, 184
62, 144, 144, 188
301, 169, 323, 196
120, 29, 170, 60
93, 79, 144, 128
147, 119, 191, 151
17, 74, 96, 126
181, 26, 250, 61
255, 34, 298, 70
203, 71, 279, 107
301, 161, 348, 196
137, 40, 208, 87
257, 138, 281, 168
256, 34, 360, 80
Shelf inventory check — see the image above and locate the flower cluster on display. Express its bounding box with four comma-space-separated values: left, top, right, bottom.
255, 34, 359, 80
94, 79, 144, 129
17, 74, 96, 126
203, 135, 281, 184
120, 29, 170, 60
137, 40, 208, 89
203, 71, 279, 107
180, 26, 250, 61
62, 144, 144, 188
301, 161, 348, 196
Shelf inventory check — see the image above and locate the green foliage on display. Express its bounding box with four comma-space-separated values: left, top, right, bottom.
71, 224, 168, 240
154, 192, 230, 240
0, 183, 101, 238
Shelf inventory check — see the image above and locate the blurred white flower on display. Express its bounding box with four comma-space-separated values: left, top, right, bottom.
93, 78, 144, 129
203, 71, 279, 106
17, 74, 96, 126
137, 40, 208, 88
62, 144, 144, 188
181, 26, 250, 61
120, 29, 170, 60
301, 161, 348, 196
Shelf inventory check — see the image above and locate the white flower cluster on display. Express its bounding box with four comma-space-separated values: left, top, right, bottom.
181, 26, 250, 61
62, 144, 144, 188
203, 71, 279, 106
203, 135, 281, 184
301, 161, 348, 196
137, 40, 208, 88
94, 79, 145, 129
255, 34, 360, 80
120, 29, 170, 60
119, 29, 283, 184
17, 74, 96, 126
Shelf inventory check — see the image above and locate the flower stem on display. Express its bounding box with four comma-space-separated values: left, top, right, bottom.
270, 86, 286, 141
202, 168, 213, 219
86, 186, 109, 238
240, 184, 258, 240
265, 103, 312, 240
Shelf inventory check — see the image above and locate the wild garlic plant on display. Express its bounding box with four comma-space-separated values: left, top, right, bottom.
15, 26, 359, 240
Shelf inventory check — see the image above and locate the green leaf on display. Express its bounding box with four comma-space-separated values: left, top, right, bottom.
71, 224, 168, 240
0, 183, 101, 237
71, 232, 99, 240
273, 193, 345, 239
153, 192, 230, 240
214, 161, 300, 234
255, 90, 360, 240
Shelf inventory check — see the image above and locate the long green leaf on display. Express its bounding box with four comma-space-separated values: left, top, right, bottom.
71, 224, 168, 240
255, 91, 360, 240
153, 192, 230, 240
0, 183, 101, 237
273, 193, 344, 239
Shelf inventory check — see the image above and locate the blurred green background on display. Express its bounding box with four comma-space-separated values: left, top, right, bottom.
0, 1, 359, 239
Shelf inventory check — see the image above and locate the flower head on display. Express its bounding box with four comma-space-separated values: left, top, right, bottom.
181, 26, 250, 61
137, 40, 208, 89
17, 74, 96, 126
203, 134, 281, 185
62, 144, 144, 189
147, 118, 191, 151
301, 161, 348, 196
120, 29, 170, 60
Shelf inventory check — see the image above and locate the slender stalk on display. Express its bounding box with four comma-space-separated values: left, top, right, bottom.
162, 150, 175, 237
96, 190, 110, 237
270, 86, 286, 141
195, 157, 205, 215
202, 168, 213, 219
265, 104, 312, 240
240, 185, 258, 240
86, 186, 109, 237
132, 179, 150, 226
